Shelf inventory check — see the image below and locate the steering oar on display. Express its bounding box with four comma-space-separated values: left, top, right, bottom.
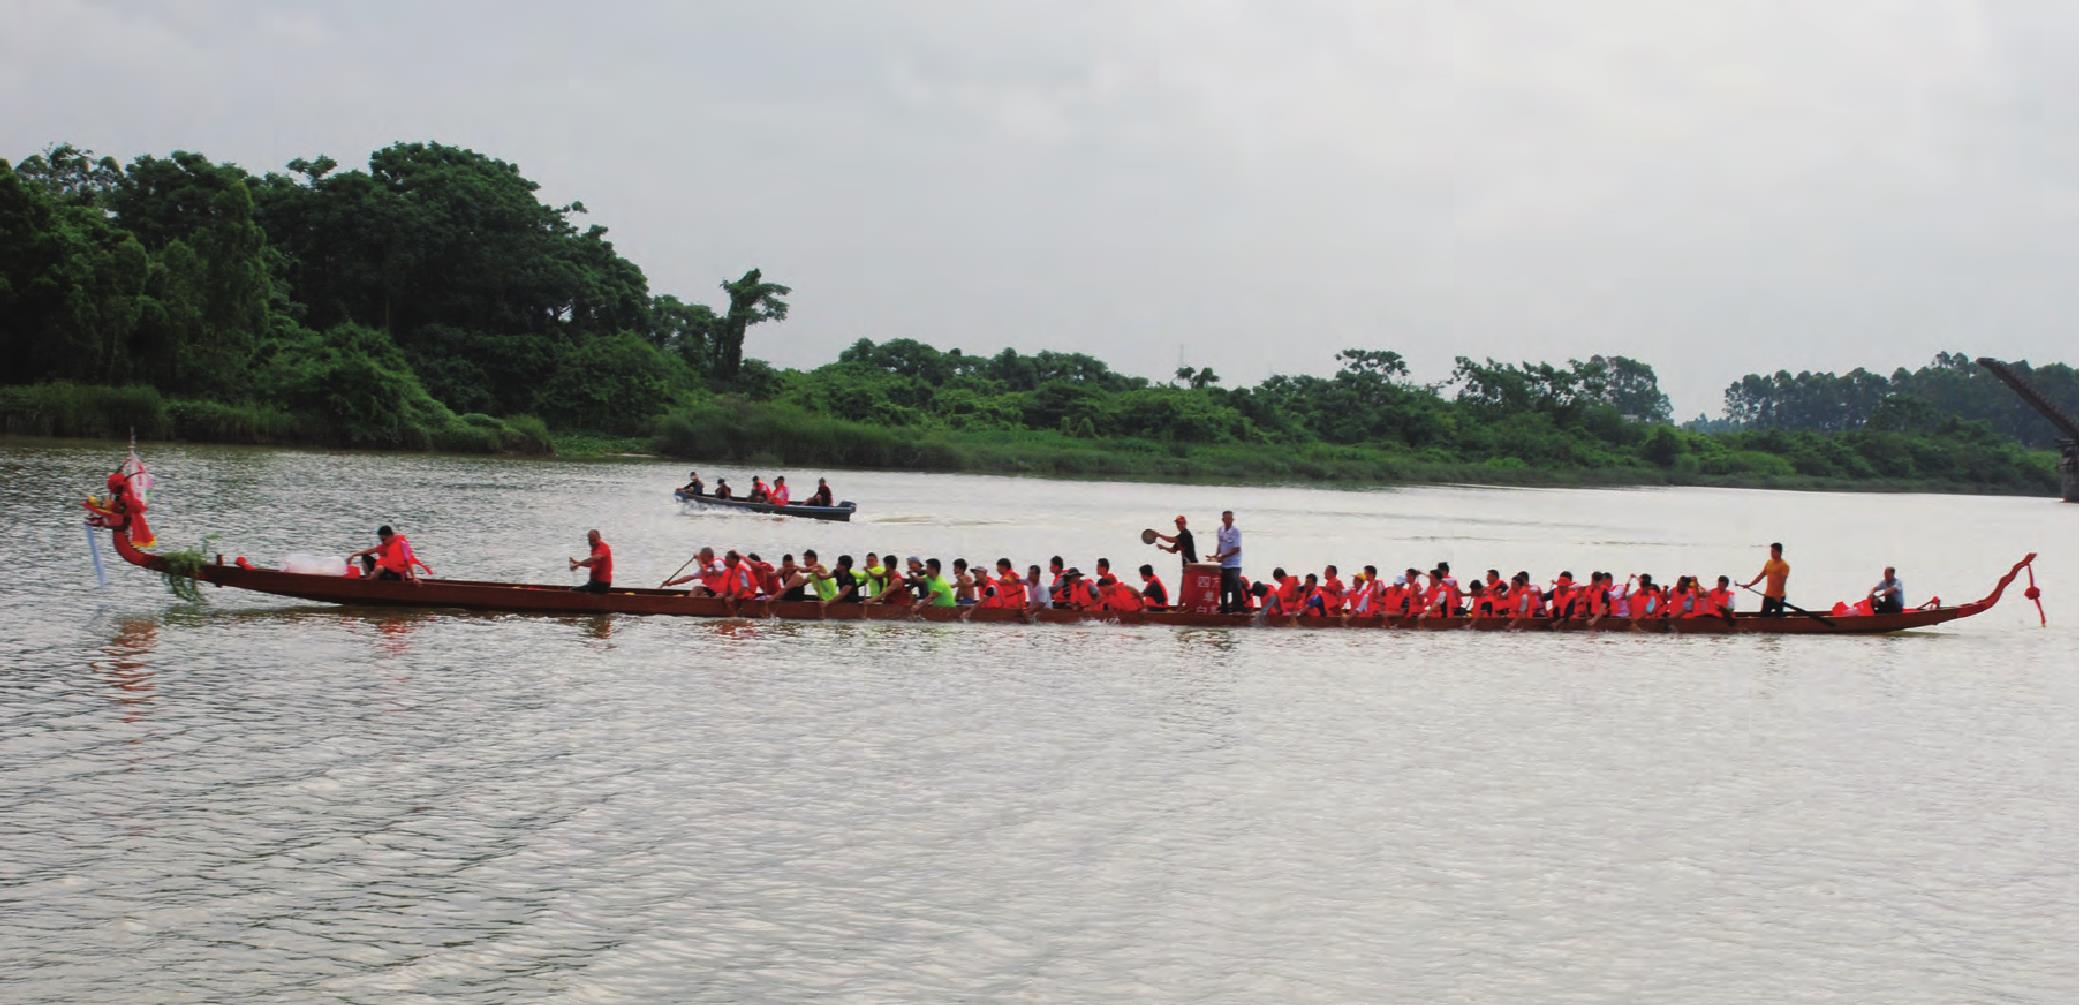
1742, 585, 1833, 626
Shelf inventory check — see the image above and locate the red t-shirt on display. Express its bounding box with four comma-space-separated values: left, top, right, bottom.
588, 541, 613, 584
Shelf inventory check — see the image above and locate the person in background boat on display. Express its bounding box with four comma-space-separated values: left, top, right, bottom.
913, 558, 957, 611
1213, 511, 1245, 614
769, 476, 790, 506
711, 478, 734, 500
1048, 556, 1067, 605
568, 530, 612, 593
1139, 564, 1169, 608
350, 526, 426, 585
1744, 542, 1791, 617
679, 470, 704, 496
1026, 564, 1048, 610
747, 476, 770, 502
1153, 515, 1197, 570
1868, 566, 1904, 614
805, 478, 834, 507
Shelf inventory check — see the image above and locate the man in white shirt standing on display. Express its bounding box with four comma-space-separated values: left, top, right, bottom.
1212, 510, 1245, 613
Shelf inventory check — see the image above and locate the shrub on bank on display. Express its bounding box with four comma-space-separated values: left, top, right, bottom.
0, 382, 171, 438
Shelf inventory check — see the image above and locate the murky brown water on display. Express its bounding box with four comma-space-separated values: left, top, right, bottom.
2, 441, 2073, 1003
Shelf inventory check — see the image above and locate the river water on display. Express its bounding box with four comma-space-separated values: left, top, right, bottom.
1, 441, 2073, 1004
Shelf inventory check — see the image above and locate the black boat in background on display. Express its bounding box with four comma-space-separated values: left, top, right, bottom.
674, 489, 857, 521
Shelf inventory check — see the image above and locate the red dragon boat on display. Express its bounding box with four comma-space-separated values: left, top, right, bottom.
104, 529, 2038, 635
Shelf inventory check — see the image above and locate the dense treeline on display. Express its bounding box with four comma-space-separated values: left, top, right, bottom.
647, 337, 2058, 493
1718, 353, 2077, 448
0, 141, 2067, 495
1, 142, 783, 448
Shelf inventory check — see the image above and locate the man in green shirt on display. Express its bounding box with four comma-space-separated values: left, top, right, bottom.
803, 549, 839, 603
859, 552, 883, 600
915, 557, 958, 610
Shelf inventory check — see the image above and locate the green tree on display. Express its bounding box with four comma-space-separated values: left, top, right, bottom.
713, 268, 791, 378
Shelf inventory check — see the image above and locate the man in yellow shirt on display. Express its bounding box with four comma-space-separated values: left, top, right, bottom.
1744, 542, 1791, 616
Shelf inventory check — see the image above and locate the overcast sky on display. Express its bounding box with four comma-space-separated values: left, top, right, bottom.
4, 0, 2072, 416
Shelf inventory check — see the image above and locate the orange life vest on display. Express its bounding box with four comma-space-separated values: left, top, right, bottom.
375, 535, 415, 575
1318, 576, 1344, 613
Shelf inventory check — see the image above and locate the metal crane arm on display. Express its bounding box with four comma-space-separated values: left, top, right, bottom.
1975, 357, 2078, 439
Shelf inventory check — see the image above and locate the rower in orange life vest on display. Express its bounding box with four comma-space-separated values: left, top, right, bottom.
1295, 572, 1324, 616
568, 529, 613, 593
747, 476, 770, 502
1138, 564, 1169, 608
348, 525, 429, 584
663, 547, 723, 594
718, 550, 760, 600
1314, 566, 1345, 617
769, 476, 791, 506
1550, 572, 1578, 618
1507, 571, 1541, 618
1707, 575, 1736, 616
1059, 568, 1099, 610
984, 559, 1028, 609
1632, 574, 1664, 618
1416, 569, 1450, 617
1098, 574, 1142, 612
746, 553, 779, 595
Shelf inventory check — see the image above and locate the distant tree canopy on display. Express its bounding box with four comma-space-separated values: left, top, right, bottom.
1, 141, 789, 440
1723, 352, 2078, 449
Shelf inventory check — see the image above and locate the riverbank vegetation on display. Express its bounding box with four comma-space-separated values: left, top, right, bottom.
2, 141, 2069, 494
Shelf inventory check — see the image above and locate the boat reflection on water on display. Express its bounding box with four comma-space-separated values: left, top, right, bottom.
557, 613, 617, 645
91, 616, 159, 723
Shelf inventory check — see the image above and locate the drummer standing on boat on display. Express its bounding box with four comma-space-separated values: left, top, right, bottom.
1744, 542, 1790, 616
1154, 515, 1197, 572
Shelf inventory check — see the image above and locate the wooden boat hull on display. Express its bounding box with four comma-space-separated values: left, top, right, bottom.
674, 490, 855, 521
111, 532, 2034, 636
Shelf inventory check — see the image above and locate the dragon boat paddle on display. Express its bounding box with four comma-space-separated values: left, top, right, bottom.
1742, 585, 1833, 626
660, 552, 702, 588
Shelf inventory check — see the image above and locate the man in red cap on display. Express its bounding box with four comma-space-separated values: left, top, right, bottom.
1153, 514, 1197, 573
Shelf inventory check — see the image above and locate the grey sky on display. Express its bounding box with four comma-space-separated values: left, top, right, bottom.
5, 0, 2072, 416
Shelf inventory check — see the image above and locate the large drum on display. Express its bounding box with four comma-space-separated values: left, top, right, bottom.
1179, 563, 1222, 615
